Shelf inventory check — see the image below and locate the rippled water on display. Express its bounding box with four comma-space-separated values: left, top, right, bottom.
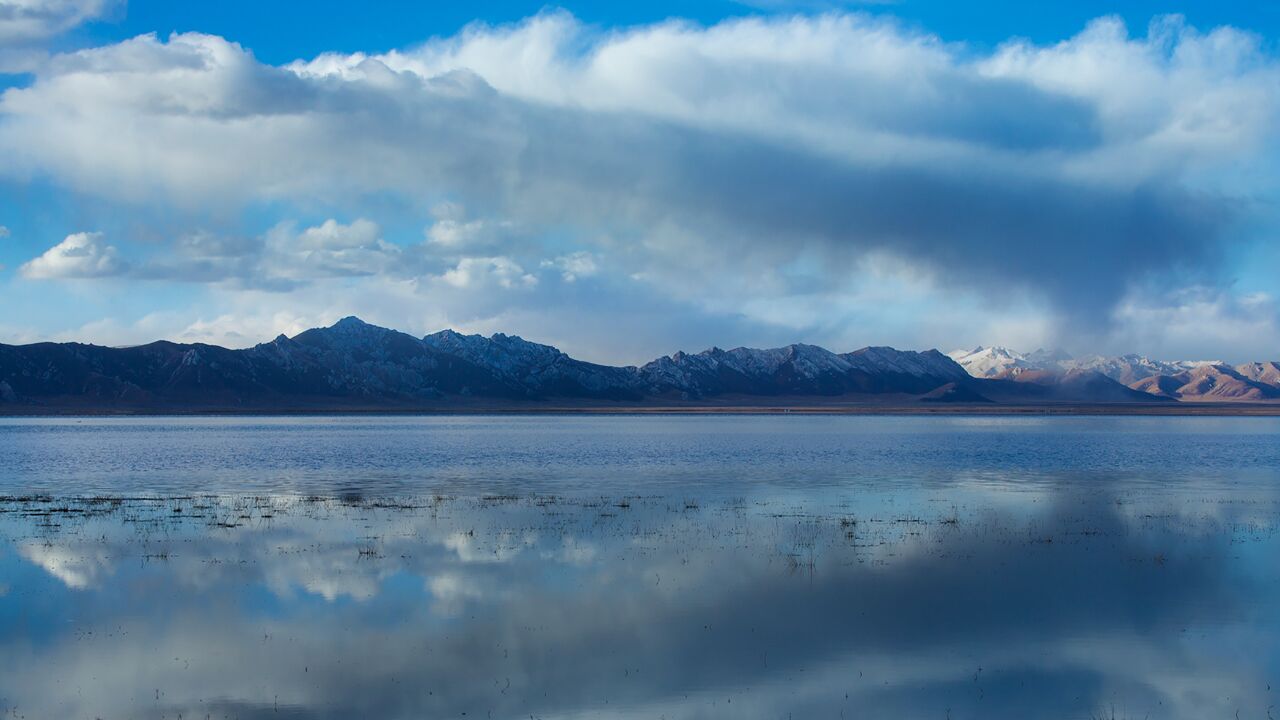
2, 416, 1279, 719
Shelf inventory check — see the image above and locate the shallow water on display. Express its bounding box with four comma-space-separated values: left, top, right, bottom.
1, 415, 1279, 719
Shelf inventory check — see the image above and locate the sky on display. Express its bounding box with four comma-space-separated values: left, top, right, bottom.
1, 0, 1278, 364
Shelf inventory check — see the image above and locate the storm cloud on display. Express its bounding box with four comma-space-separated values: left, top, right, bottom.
2, 11, 1278, 357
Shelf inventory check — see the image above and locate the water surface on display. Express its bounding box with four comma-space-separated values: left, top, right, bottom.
2, 416, 1279, 719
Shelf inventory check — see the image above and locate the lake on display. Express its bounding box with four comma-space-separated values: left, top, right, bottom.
2, 415, 1279, 719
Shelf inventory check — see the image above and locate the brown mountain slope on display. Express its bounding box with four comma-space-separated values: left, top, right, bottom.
1128, 364, 1280, 401
980, 368, 1167, 404
1129, 374, 1186, 400
1235, 361, 1280, 389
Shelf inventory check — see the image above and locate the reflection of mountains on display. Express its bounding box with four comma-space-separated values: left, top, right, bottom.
0, 492, 1261, 720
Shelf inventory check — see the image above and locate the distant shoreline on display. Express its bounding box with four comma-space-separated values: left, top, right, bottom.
4, 402, 1280, 417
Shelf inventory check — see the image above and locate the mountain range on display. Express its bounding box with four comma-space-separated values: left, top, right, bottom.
0, 317, 1276, 412
948, 346, 1280, 402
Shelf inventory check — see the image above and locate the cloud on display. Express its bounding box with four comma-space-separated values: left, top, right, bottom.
264, 218, 402, 280
0, 0, 117, 42
18, 542, 113, 589
425, 217, 512, 249
0, 13, 1277, 354
19, 231, 126, 279
1111, 285, 1280, 362
0, 225, 10, 238
0, 491, 1259, 720
20, 217, 550, 292
21, 220, 408, 287
294, 217, 380, 251
541, 251, 598, 282
426, 572, 484, 616
424, 203, 518, 250
439, 256, 536, 290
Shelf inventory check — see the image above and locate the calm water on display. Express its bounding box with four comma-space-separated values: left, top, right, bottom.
2, 415, 1279, 719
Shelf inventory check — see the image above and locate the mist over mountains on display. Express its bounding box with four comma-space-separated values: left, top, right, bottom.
0, 317, 1277, 412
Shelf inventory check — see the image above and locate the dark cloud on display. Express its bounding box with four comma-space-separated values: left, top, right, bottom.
500, 104, 1230, 328
1, 13, 1275, 354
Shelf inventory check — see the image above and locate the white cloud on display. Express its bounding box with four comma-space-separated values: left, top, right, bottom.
423, 202, 517, 250
426, 572, 484, 616
1, 13, 1278, 357
300, 12, 1277, 181
0, 225, 10, 238
20, 231, 126, 279
175, 230, 256, 258
263, 547, 388, 602
21, 220, 404, 287
171, 311, 320, 347
0, 0, 117, 42
1111, 286, 1280, 362
18, 542, 113, 590
541, 251, 599, 282
427, 217, 505, 248
439, 256, 536, 290
294, 217, 380, 250
33, 282, 437, 349
264, 218, 399, 280
2, 17, 1271, 321
441, 529, 528, 563
979, 16, 1280, 182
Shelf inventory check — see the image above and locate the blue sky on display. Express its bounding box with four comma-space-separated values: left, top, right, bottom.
1, 0, 1279, 362
70, 1, 1280, 60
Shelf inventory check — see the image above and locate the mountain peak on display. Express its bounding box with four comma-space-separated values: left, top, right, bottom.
288, 315, 409, 354
947, 346, 1034, 378
310, 315, 396, 340
313, 315, 397, 341
844, 346, 969, 381
332, 316, 370, 329
423, 328, 568, 370
1027, 347, 1073, 363
6, 318, 1277, 409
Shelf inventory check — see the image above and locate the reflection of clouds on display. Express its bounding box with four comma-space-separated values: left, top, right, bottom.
441, 529, 533, 563
1055, 634, 1257, 720
263, 548, 389, 602
18, 542, 113, 589
0, 490, 1272, 720
426, 573, 484, 616
549, 536, 598, 566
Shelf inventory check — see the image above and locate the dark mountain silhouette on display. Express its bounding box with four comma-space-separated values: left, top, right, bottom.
0, 317, 1199, 412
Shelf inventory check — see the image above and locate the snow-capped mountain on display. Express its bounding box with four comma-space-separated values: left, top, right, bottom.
945, 346, 1039, 378
1063, 355, 1220, 384
948, 344, 1280, 401
842, 346, 971, 382
639, 344, 874, 397
0, 318, 1274, 410
949, 346, 1223, 385
638, 344, 968, 397
423, 329, 644, 399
